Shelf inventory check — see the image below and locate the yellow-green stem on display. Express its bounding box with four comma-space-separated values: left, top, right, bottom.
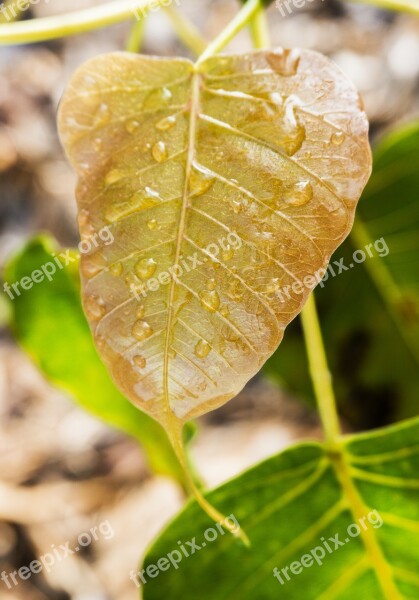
300, 294, 341, 446
169, 426, 250, 547
0, 0, 418, 47
249, 2, 270, 49
196, 0, 264, 66
125, 16, 147, 53
164, 5, 207, 55
351, 218, 419, 366
0, 0, 157, 45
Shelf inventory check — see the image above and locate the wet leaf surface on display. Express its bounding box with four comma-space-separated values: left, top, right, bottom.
58, 49, 371, 443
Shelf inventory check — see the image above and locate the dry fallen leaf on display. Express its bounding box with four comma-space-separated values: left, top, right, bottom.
58, 48, 371, 458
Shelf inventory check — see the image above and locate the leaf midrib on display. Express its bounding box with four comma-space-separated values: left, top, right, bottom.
204, 444, 406, 600
162, 66, 201, 434
330, 447, 404, 600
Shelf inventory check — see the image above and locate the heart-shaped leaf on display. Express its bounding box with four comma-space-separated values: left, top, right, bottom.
57, 48, 371, 453
141, 416, 419, 600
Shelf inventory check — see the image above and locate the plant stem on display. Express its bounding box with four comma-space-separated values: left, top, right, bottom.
196, 0, 264, 66
164, 5, 207, 56
0, 0, 157, 45
249, 2, 270, 49
125, 16, 147, 53
351, 218, 419, 366
348, 0, 419, 14
351, 219, 402, 305
0, 0, 417, 47
300, 294, 341, 446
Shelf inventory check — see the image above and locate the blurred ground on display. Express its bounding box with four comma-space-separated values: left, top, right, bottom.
0, 1, 419, 598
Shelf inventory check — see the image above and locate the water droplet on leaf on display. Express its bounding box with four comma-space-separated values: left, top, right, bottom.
222, 245, 234, 261
126, 119, 140, 133
132, 320, 153, 341
189, 164, 214, 196
81, 253, 106, 278
93, 103, 110, 127
109, 261, 123, 276
78, 209, 94, 238
284, 181, 313, 207
136, 304, 145, 318
195, 339, 211, 359
156, 115, 176, 130
85, 294, 105, 319
151, 141, 167, 163
135, 258, 157, 279
331, 131, 344, 146
105, 169, 124, 185
199, 289, 220, 312
133, 355, 146, 368
144, 87, 172, 109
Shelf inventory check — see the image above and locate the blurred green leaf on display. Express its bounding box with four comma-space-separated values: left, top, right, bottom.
264, 122, 419, 428
351, 122, 419, 365
0, 290, 12, 328
4, 235, 192, 486
142, 416, 419, 599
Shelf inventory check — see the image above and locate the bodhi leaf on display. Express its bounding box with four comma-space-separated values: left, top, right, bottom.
141, 416, 419, 600
4, 236, 192, 486
57, 48, 371, 516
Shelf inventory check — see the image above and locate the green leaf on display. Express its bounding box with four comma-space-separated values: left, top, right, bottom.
0, 290, 12, 328
264, 122, 419, 426
4, 235, 192, 486
141, 416, 419, 599
351, 122, 419, 366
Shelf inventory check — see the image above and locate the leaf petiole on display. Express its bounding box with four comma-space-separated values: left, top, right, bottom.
164, 5, 207, 56
249, 1, 270, 49
300, 293, 341, 446
125, 14, 148, 53
196, 0, 264, 66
